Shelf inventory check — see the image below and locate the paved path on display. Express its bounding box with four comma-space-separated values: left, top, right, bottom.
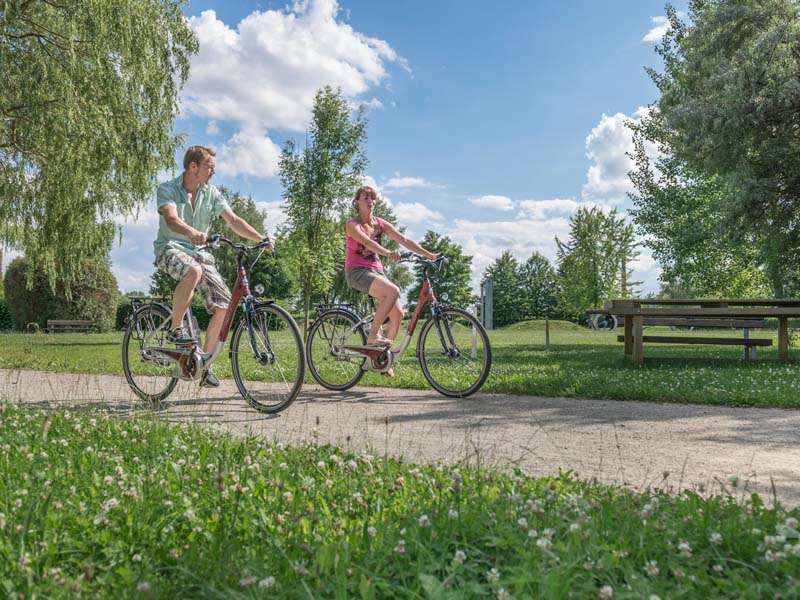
2, 368, 799, 507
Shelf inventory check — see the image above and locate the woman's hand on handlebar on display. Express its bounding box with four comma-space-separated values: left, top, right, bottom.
386, 250, 402, 261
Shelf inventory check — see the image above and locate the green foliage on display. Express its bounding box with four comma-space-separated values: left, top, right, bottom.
406, 231, 475, 313
518, 251, 558, 319
279, 86, 368, 331
629, 132, 771, 298
0, 0, 198, 289
555, 207, 638, 320
4, 255, 119, 331
647, 0, 800, 294
211, 186, 293, 301
482, 251, 523, 328
0, 298, 11, 330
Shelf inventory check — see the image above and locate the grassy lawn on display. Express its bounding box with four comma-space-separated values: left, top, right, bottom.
1, 320, 800, 407
1, 406, 798, 598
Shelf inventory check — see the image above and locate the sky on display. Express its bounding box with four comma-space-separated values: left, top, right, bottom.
99, 0, 687, 295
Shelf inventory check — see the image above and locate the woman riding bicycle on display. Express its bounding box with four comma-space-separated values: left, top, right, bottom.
344, 185, 439, 357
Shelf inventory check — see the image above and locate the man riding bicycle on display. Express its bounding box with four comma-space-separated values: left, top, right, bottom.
153, 145, 268, 387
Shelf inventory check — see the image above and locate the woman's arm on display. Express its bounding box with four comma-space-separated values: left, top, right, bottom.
383, 221, 439, 260
345, 221, 400, 260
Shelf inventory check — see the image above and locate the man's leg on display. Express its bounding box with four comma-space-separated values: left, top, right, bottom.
204, 307, 226, 353
171, 266, 202, 331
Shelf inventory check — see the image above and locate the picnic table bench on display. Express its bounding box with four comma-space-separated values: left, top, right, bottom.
590, 299, 800, 364
46, 319, 95, 333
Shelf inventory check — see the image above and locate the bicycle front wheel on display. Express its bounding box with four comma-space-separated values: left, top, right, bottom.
418, 307, 492, 398
229, 303, 305, 413
306, 309, 366, 391
122, 304, 178, 404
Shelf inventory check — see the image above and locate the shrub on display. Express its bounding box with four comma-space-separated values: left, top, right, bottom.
0, 298, 12, 330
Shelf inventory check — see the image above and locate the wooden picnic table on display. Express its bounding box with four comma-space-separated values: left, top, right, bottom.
601, 299, 800, 364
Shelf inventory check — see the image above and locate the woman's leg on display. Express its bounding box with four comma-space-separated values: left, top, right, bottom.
367, 276, 401, 345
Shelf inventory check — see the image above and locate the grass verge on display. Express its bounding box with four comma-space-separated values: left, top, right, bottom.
1, 406, 798, 598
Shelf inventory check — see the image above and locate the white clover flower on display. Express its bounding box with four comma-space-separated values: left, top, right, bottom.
713, 564, 723, 574
258, 576, 275, 589
132, 554, 142, 562
569, 523, 581, 532
394, 540, 406, 554
453, 550, 466, 564
599, 585, 614, 600
677, 540, 692, 558
536, 537, 551, 550
449, 508, 459, 519
528, 529, 538, 539
136, 582, 151, 592
367, 526, 377, 538
418, 514, 430, 528
497, 588, 510, 600
487, 567, 499, 583
104, 475, 114, 486
644, 560, 659, 577
206, 464, 216, 472
239, 576, 256, 586
103, 498, 119, 511
517, 517, 528, 529
709, 532, 723, 545
279, 462, 289, 471
184, 509, 196, 522
325, 479, 334, 488
317, 461, 326, 469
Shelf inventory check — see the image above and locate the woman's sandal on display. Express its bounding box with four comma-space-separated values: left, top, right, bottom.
381, 368, 394, 378
367, 335, 392, 347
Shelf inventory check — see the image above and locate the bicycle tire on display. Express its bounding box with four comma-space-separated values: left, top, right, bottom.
122, 304, 178, 405
306, 309, 366, 391
417, 307, 492, 398
229, 303, 305, 414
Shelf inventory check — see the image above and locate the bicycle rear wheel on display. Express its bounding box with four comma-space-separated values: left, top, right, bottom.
306, 309, 366, 391
229, 303, 305, 414
122, 304, 177, 404
417, 307, 492, 398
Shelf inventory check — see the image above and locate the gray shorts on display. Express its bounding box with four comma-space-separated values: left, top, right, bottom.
345, 267, 385, 294
155, 247, 231, 313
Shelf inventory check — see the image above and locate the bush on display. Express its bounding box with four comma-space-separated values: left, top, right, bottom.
4, 256, 120, 332
0, 298, 12, 330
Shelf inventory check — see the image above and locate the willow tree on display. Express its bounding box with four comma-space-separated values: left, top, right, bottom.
0, 0, 197, 286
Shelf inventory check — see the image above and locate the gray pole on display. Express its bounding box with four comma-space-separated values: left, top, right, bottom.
485, 276, 493, 330
545, 316, 550, 352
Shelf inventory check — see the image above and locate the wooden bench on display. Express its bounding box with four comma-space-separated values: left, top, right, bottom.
46, 319, 95, 333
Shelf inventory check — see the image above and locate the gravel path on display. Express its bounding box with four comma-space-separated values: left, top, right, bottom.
2, 368, 799, 507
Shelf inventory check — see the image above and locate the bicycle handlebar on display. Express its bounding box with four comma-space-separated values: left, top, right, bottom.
399, 251, 448, 272
205, 234, 274, 254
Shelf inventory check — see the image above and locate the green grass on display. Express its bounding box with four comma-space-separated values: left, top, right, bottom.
1, 406, 798, 598
2, 321, 800, 407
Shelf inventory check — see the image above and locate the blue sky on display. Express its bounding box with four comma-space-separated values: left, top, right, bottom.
101, 0, 686, 294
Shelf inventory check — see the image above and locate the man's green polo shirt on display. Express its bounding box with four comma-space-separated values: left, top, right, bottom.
153, 174, 230, 261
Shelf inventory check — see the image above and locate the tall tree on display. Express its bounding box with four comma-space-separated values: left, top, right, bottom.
481, 251, 523, 328
406, 231, 474, 314
646, 0, 800, 293
555, 207, 638, 319
1, 0, 198, 288
518, 251, 558, 319
279, 86, 368, 331
628, 129, 771, 298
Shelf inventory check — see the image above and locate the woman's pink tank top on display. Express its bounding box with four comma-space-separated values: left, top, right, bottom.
345, 216, 384, 270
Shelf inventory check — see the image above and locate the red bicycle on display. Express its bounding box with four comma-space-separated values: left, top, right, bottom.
305, 253, 491, 397
122, 235, 305, 413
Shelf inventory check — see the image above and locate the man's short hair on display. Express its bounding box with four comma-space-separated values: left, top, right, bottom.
183, 146, 216, 170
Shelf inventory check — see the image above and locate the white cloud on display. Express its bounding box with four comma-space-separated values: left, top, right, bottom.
183, 1, 401, 132
254, 200, 290, 232
217, 130, 282, 178
469, 195, 514, 211
642, 15, 670, 42
382, 175, 443, 190
393, 202, 444, 224
581, 111, 640, 202
205, 121, 221, 136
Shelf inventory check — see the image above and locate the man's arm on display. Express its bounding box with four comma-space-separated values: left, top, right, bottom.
159, 205, 207, 246
220, 208, 264, 243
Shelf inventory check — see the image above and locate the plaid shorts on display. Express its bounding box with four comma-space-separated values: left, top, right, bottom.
155, 247, 231, 313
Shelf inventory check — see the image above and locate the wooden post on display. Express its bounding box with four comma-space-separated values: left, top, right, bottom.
624, 315, 633, 359
632, 315, 644, 365
545, 316, 550, 353
778, 317, 789, 361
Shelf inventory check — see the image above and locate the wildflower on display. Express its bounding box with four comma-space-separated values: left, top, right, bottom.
317, 461, 326, 469
184, 509, 196, 522
612, 550, 628, 559
710, 532, 723, 545
449, 508, 459, 519
528, 529, 538, 539
136, 582, 151, 592
713, 564, 723, 574
239, 576, 257, 586
367, 526, 377, 537
497, 588, 510, 600
536, 537, 551, 550
453, 550, 466, 564
677, 540, 692, 558
599, 585, 614, 599
259, 577, 275, 589
569, 523, 581, 532
419, 514, 430, 528
517, 517, 528, 529
206, 464, 216, 472
644, 560, 659, 577
104, 476, 114, 486
325, 479, 334, 488
279, 462, 289, 471
283, 491, 292, 501
394, 540, 406, 554
487, 567, 499, 583
132, 554, 142, 562
102, 498, 119, 511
